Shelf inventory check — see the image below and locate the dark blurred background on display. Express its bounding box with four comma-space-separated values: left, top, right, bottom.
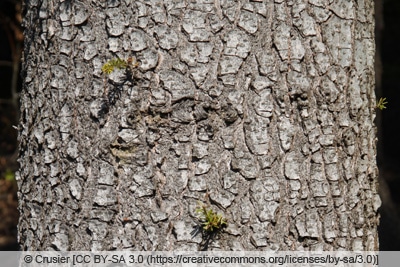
0, 0, 21, 251
0, 0, 399, 250
376, 0, 400, 251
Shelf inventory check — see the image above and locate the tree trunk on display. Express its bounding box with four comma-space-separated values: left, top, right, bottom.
18, 0, 380, 251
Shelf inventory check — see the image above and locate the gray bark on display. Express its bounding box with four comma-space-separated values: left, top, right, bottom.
18, 0, 380, 251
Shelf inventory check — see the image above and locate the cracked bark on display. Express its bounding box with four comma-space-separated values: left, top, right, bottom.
18, 0, 380, 251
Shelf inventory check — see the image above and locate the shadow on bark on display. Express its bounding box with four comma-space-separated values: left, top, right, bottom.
191, 224, 226, 251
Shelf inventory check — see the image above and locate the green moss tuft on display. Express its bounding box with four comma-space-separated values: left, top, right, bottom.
195, 202, 227, 233
376, 97, 388, 110
101, 58, 128, 74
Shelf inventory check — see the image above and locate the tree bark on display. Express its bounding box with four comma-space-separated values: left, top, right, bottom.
18, 0, 380, 251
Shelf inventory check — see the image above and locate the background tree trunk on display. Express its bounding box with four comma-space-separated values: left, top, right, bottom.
18, 0, 380, 251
